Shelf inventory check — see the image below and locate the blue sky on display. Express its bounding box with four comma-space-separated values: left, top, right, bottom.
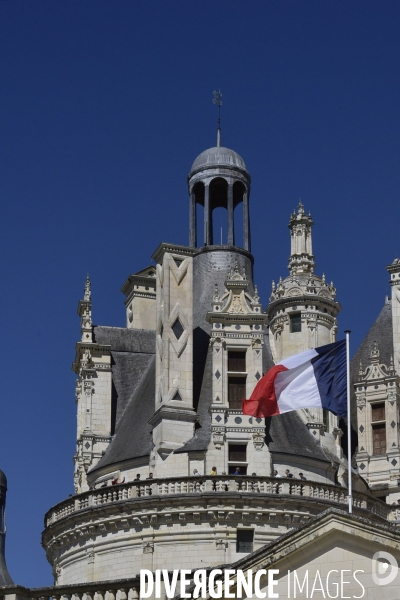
1, 0, 399, 586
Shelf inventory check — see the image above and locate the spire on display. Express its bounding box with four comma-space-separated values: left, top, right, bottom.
83, 273, 91, 301
213, 90, 222, 147
78, 274, 93, 343
0, 470, 13, 585
288, 201, 315, 274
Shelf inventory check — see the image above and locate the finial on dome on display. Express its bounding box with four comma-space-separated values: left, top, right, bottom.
213, 89, 222, 147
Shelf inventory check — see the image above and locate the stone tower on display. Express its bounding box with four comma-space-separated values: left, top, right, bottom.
266, 202, 342, 452
352, 258, 400, 503
42, 141, 354, 585
267, 202, 341, 363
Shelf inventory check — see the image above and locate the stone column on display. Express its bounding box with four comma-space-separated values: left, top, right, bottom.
243, 190, 251, 252
228, 184, 234, 245
189, 192, 197, 247
204, 185, 211, 245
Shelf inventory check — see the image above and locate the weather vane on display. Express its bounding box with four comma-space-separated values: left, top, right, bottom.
213, 89, 222, 146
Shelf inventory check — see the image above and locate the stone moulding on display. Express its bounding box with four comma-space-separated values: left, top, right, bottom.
40, 476, 396, 584
0, 579, 140, 600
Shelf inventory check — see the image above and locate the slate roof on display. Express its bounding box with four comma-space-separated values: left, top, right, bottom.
88, 318, 333, 471
90, 354, 155, 473
88, 327, 156, 475
175, 345, 213, 453
93, 326, 155, 354
267, 411, 330, 462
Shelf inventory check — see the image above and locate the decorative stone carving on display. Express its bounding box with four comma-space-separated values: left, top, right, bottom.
212, 427, 225, 448
143, 542, 154, 554
252, 430, 265, 451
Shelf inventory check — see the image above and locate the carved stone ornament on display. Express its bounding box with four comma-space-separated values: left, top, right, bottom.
252, 430, 265, 450
216, 539, 228, 550
356, 397, 366, 408
143, 542, 154, 554
53, 564, 61, 581
212, 427, 225, 448
83, 274, 91, 301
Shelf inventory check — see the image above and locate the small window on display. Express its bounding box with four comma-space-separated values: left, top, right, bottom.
228, 376, 246, 409
372, 424, 386, 455
228, 444, 247, 475
236, 529, 253, 553
228, 351, 246, 372
229, 444, 247, 462
290, 314, 301, 333
372, 403, 385, 422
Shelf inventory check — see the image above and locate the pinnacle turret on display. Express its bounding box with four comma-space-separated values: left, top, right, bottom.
288, 202, 315, 274
78, 273, 93, 343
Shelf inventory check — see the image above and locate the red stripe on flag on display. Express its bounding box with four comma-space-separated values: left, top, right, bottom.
242, 364, 288, 417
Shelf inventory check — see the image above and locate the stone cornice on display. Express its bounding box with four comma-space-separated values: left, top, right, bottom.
152, 243, 197, 264
71, 341, 111, 373
266, 294, 341, 316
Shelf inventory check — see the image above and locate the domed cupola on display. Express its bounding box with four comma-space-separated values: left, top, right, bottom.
188, 138, 251, 251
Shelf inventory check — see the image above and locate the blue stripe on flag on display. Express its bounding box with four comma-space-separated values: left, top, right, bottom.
311, 340, 347, 417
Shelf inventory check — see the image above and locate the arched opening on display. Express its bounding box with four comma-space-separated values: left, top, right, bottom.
209, 177, 228, 210
189, 177, 250, 249
209, 178, 228, 246
212, 207, 227, 244
193, 181, 205, 207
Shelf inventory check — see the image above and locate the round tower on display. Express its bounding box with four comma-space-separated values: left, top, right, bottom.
266, 202, 341, 364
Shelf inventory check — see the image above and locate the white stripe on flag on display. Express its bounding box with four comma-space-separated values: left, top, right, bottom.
275, 359, 322, 414
279, 348, 318, 370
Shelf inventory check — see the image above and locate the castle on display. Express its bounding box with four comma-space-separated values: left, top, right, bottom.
2, 136, 400, 598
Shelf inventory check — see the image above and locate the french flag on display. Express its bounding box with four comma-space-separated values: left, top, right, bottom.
242, 340, 347, 418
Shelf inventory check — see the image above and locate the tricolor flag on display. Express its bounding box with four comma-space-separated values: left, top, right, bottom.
242, 340, 347, 418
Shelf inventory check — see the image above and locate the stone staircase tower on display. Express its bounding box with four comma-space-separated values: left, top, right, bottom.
266, 202, 342, 451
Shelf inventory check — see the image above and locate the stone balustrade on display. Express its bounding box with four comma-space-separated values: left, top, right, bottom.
44, 476, 392, 527
0, 578, 139, 600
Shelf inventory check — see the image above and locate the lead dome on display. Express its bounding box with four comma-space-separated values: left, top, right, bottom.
190, 146, 247, 174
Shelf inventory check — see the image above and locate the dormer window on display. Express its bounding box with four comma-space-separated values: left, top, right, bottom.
228, 351, 246, 372
228, 350, 247, 409
371, 402, 386, 455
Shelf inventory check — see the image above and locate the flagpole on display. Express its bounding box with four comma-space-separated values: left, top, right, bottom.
344, 330, 352, 514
